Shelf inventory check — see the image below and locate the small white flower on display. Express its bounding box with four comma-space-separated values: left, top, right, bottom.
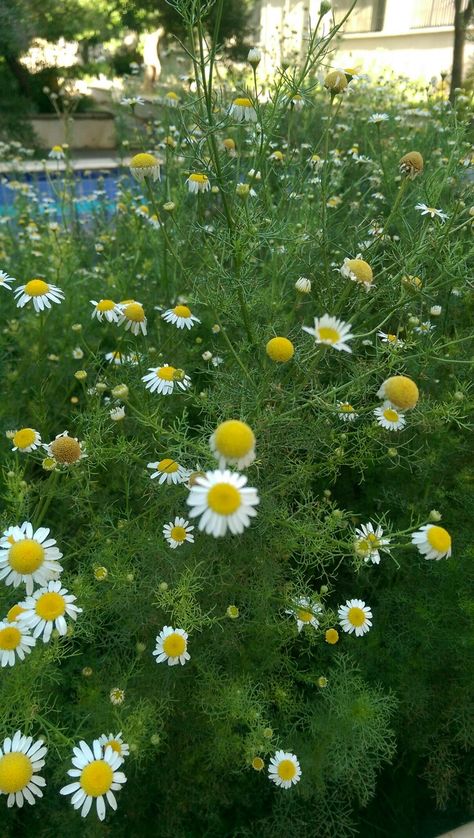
10, 428, 41, 453
268, 751, 301, 789
48, 145, 65, 159
0, 731, 47, 807
186, 469, 259, 537
415, 203, 448, 222
430, 305, 442, 316
374, 402, 406, 431
411, 524, 452, 560
153, 626, 190, 666
247, 48, 262, 67
109, 406, 126, 421
163, 516, 194, 549
286, 597, 322, 633
414, 320, 435, 334
147, 458, 190, 485
117, 301, 147, 336
295, 276, 311, 293
302, 314, 354, 353
72, 346, 84, 360
19, 580, 82, 643
0, 270, 15, 290
90, 299, 121, 323
377, 331, 404, 348
59, 739, 127, 821
338, 599, 372, 636
368, 113, 389, 124
0, 522, 63, 595
337, 402, 357, 422
97, 733, 129, 764
229, 97, 257, 122
120, 96, 145, 107
161, 304, 200, 330
0, 620, 36, 667
109, 687, 125, 705
209, 420, 256, 470
186, 173, 210, 194
14, 279, 64, 312
142, 365, 191, 396
354, 523, 390, 565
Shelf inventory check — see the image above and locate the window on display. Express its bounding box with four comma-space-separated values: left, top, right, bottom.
333, 0, 386, 33
411, 0, 468, 28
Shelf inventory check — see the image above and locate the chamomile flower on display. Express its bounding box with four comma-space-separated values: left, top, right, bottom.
268, 751, 301, 789
286, 597, 322, 632
109, 688, 125, 706
11, 428, 41, 453
340, 256, 373, 291
0, 620, 36, 666
229, 97, 257, 122
14, 279, 64, 312
97, 734, 129, 764
414, 320, 435, 334
377, 375, 419, 410
44, 431, 85, 465
110, 406, 125, 421
354, 523, 390, 564
399, 151, 424, 179
0, 523, 63, 595
161, 304, 200, 330
6, 602, 27, 623
163, 517, 194, 549
19, 580, 82, 643
59, 739, 127, 821
117, 301, 147, 336
368, 112, 389, 124
141, 365, 191, 396
374, 403, 406, 431
49, 145, 65, 159
302, 314, 354, 353
153, 626, 190, 666
129, 152, 160, 183
295, 276, 311, 293
0, 731, 47, 807
378, 331, 404, 348
338, 599, 372, 636
209, 419, 256, 469
164, 91, 180, 107
186, 469, 259, 537
0, 270, 14, 290
415, 203, 448, 223
411, 524, 452, 560
90, 299, 121, 323
337, 402, 357, 422
147, 458, 190, 485
186, 173, 210, 194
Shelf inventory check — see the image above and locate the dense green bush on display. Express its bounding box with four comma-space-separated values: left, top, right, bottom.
0, 2, 473, 835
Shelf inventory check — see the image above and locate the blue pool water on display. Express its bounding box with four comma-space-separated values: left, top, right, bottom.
0, 169, 126, 218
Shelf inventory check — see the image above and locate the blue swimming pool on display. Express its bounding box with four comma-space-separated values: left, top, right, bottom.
0, 168, 127, 218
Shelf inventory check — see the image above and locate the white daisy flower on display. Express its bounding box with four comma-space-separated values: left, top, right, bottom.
0, 620, 36, 667
147, 458, 190, 485
302, 314, 354, 353
43, 431, 85, 466
14, 279, 64, 312
337, 402, 357, 422
10, 428, 41, 453
141, 364, 191, 396
368, 112, 389, 123
295, 276, 311, 293
104, 351, 125, 365
374, 402, 406, 431
229, 97, 257, 122
90, 299, 121, 323
161, 304, 200, 330
411, 524, 452, 560
48, 145, 65, 159
338, 599, 372, 636
186, 173, 211, 194
415, 203, 448, 222
340, 256, 374, 291
286, 597, 322, 632
268, 751, 301, 789
209, 419, 256, 470
72, 347, 84, 360
186, 469, 259, 537
19, 580, 82, 643
117, 301, 147, 336
354, 523, 390, 565
60, 739, 127, 821
0, 731, 47, 807
377, 331, 404, 348
163, 516, 194, 549
129, 152, 160, 183
109, 687, 125, 706
110, 406, 125, 421
0, 270, 15, 290
414, 320, 435, 334
120, 96, 145, 107
0, 523, 63, 595
97, 733, 129, 764
153, 626, 190, 666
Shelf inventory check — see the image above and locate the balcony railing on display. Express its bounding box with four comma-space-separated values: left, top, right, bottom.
410, 0, 467, 28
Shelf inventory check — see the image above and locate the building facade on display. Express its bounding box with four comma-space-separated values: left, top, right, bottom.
259, 0, 474, 80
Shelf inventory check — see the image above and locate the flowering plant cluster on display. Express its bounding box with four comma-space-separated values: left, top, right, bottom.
0, 4, 472, 836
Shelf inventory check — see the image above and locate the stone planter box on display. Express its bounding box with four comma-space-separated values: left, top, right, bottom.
30, 112, 116, 150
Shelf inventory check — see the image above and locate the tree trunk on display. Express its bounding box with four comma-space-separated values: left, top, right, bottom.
450, 0, 474, 102
4, 53, 31, 98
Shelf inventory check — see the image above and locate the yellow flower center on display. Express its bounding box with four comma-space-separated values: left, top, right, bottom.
383, 376, 419, 409
427, 526, 451, 553
252, 757, 264, 771
157, 458, 179, 473
50, 435, 82, 464
105, 740, 122, 755
387, 334, 397, 342
9, 540, 45, 573
157, 366, 176, 381
346, 259, 373, 284
0, 753, 33, 793
35, 591, 66, 621
0, 625, 22, 650
347, 607, 366, 627
383, 408, 399, 423
170, 526, 187, 542
123, 302, 145, 322
7, 604, 26, 622
24, 279, 49, 296
277, 759, 297, 781
207, 483, 241, 515
96, 299, 116, 312
13, 428, 36, 448
214, 420, 255, 458
166, 91, 179, 100
325, 628, 339, 644
297, 609, 313, 623
234, 97, 252, 107
173, 305, 191, 318
189, 173, 208, 184
130, 153, 158, 169
80, 760, 113, 797
340, 404, 354, 413
266, 337, 294, 362
318, 326, 340, 344
52, 145, 63, 153
162, 633, 186, 657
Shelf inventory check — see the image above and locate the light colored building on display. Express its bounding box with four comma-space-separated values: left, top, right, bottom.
259, 0, 474, 81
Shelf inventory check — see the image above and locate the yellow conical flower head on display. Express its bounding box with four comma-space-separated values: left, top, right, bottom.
399, 151, 424, 179
377, 376, 419, 410
324, 70, 348, 94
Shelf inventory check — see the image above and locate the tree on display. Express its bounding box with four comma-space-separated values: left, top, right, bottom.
450, 0, 474, 102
